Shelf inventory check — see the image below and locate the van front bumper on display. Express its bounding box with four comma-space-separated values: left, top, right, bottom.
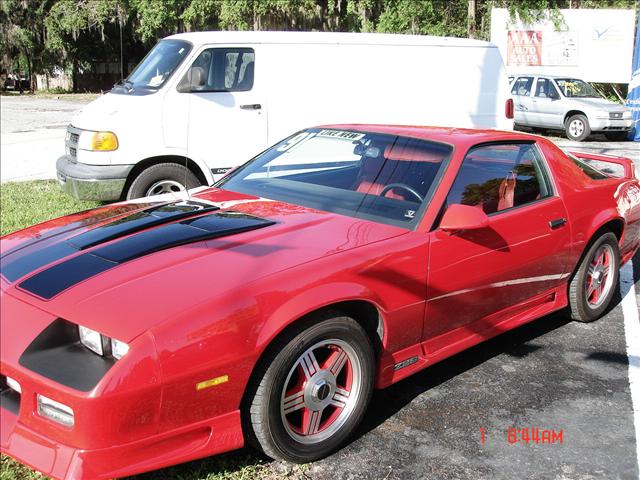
56, 155, 133, 201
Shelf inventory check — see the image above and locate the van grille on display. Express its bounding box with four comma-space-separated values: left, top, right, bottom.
65, 125, 82, 163
609, 112, 623, 120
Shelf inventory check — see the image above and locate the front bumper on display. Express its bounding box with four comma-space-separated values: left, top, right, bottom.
1, 405, 243, 480
589, 117, 633, 132
56, 155, 133, 201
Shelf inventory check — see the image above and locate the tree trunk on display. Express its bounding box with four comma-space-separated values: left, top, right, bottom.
468, 0, 477, 39
72, 58, 78, 93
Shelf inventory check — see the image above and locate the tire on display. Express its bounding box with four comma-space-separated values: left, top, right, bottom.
126, 163, 201, 200
567, 232, 620, 322
245, 312, 375, 463
604, 131, 629, 142
565, 114, 591, 141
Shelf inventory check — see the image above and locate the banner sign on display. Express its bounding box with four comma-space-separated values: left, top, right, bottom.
507, 30, 578, 67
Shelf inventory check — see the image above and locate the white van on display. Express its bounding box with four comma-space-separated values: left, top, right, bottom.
57, 31, 514, 200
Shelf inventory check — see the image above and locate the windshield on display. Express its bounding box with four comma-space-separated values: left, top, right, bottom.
122, 39, 191, 91
555, 78, 600, 98
217, 128, 452, 229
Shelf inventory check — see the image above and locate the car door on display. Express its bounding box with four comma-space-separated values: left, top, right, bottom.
166, 46, 267, 177
510, 76, 536, 126
423, 141, 572, 346
530, 77, 564, 128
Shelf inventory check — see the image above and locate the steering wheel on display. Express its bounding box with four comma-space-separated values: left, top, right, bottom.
379, 183, 424, 203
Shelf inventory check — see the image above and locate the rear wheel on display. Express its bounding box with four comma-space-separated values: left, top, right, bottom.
245, 313, 374, 463
565, 114, 591, 141
567, 232, 620, 322
126, 163, 201, 200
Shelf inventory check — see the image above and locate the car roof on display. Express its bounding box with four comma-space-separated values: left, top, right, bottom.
319, 124, 541, 148
165, 31, 494, 49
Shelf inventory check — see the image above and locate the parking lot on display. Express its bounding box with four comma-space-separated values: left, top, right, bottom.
1, 95, 639, 480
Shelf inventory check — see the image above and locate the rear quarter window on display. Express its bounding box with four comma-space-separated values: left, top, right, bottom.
568, 154, 609, 180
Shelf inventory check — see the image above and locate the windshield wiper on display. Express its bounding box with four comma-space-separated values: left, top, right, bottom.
114, 79, 135, 92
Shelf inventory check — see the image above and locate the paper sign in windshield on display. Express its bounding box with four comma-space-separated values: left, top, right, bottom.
316, 130, 365, 141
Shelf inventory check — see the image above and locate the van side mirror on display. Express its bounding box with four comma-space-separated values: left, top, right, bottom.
177, 66, 206, 93
440, 204, 490, 232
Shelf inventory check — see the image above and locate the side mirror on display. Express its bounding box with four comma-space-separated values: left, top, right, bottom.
440, 204, 490, 232
177, 66, 206, 93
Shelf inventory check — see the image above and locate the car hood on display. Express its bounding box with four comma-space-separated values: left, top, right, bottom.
0, 189, 407, 343
567, 96, 627, 111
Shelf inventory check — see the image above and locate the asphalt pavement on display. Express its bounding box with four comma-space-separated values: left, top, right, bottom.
305, 257, 640, 479
0, 95, 94, 182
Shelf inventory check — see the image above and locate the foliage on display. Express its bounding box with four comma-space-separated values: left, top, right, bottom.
1, 0, 636, 87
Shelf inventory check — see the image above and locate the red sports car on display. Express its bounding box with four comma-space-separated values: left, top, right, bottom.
1, 126, 639, 479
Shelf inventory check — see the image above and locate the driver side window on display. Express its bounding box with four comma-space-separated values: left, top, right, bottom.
445, 143, 552, 215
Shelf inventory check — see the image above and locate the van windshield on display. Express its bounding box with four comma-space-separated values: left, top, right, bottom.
554, 78, 599, 98
117, 40, 191, 92
217, 128, 452, 229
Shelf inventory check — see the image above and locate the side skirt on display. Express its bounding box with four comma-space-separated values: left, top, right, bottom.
375, 285, 568, 389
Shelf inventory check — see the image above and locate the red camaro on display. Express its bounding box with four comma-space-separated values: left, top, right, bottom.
1, 126, 639, 479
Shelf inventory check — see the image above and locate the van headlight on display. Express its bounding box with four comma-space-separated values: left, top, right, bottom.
594, 110, 609, 119
623, 110, 632, 119
78, 131, 119, 151
79, 326, 129, 359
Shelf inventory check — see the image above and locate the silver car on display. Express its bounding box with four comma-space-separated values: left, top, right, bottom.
510, 74, 633, 141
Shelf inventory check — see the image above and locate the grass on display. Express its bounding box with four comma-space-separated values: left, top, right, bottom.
0, 181, 308, 480
0, 181, 100, 236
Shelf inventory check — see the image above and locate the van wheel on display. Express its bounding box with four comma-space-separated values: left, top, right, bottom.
565, 114, 591, 141
245, 313, 374, 463
567, 232, 620, 322
126, 163, 201, 200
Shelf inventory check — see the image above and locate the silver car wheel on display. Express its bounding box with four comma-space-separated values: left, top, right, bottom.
569, 119, 585, 138
280, 339, 362, 445
145, 179, 185, 196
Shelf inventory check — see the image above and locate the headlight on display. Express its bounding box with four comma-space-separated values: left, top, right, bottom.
79, 325, 104, 355
594, 110, 609, 119
78, 326, 129, 360
111, 338, 130, 360
77, 131, 118, 151
623, 110, 632, 119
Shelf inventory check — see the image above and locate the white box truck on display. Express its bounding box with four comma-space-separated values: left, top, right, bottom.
57, 31, 514, 200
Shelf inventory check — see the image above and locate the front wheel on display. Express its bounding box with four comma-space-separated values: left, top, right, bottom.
565, 114, 591, 141
126, 163, 201, 200
246, 313, 374, 463
567, 232, 620, 322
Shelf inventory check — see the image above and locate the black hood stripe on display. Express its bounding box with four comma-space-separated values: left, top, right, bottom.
18, 211, 275, 299
1, 201, 217, 283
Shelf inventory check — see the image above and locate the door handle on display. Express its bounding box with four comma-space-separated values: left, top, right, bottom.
549, 218, 567, 229
240, 104, 262, 110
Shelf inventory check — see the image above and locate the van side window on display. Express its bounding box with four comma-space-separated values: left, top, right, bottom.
445, 143, 552, 215
186, 48, 255, 92
511, 77, 533, 96
535, 78, 559, 99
